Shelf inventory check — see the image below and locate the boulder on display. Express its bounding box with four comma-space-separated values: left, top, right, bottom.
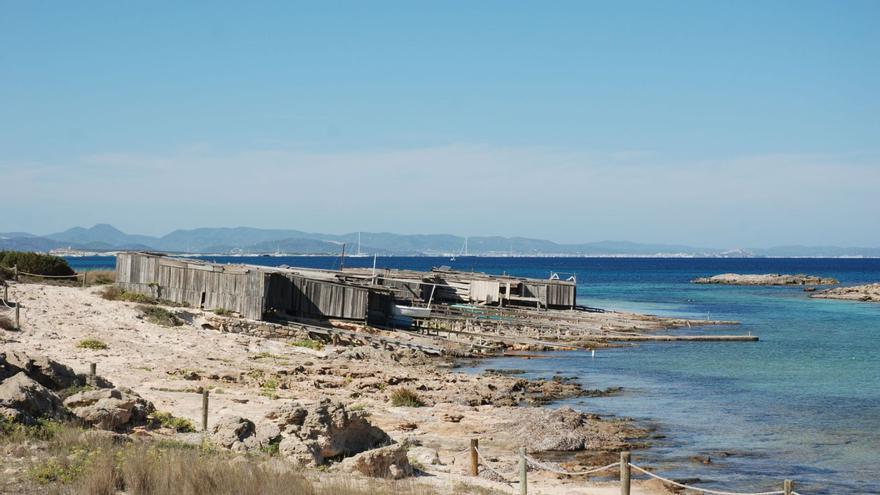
211, 416, 259, 452
0, 351, 113, 390
254, 421, 282, 448
1, 351, 82, 390
407, 446, 441, 467
63, 387, 154, 431
268, 398, 390, 466
0, 372, 67, 424
509, 406, 612, 452
340, 442, 413, 479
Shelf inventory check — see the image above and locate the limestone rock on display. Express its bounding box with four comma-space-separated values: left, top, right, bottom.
340, 442, 413, 479
268, 398, 390, 466
407, 446, 441, 467
0, 351, 112, 391
508, 406, 623, 452
0, 372, 67, 424
212, 416, 259, 452
1, 351, 81, 390
63, 387, 154, 431
692, 273, 838, 286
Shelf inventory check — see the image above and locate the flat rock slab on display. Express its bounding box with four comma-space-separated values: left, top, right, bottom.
692, 273, 838, 286
811, 283, 880, 302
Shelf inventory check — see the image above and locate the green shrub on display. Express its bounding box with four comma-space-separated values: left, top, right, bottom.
77, 339, 108, 350
0, 251, 75, 277
150, 411, 196, 433
0, 417, 64, 443
289, 339, 324, 351
101, 286, 158, 304
139, 306, 182, 327
28, 458, 86, 484
212, 308, 233, 316
389, 387, 425, 407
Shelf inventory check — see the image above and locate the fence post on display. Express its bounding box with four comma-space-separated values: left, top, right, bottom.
3, 284, 7, 302
14, 303, 20, 330
469, 438, 479, 476
620, 451, 631, 495
82, 272, 87, 288
519, 447, 528, 495
13, 264, 18, 282
89, 363, 96, 386
784, 480, 793, 495
202, 389, 210, 432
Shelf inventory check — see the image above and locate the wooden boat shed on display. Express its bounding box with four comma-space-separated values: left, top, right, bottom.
114, 252, 393, 322
341, 266, 578, 310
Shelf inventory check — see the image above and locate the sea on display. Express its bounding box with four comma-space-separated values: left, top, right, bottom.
68, 256, 880, 494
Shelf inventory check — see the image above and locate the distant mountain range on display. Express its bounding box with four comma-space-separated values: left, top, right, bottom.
1, 224, 879, 258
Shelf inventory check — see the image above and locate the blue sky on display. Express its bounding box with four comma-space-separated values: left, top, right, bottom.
1, 1, 878, 247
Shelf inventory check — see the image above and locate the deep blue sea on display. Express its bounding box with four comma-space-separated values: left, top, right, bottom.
70, 256, 880, 494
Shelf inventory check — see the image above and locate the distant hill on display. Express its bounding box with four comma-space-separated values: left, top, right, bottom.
46, 224, 159, 247
2, 224, 879, 258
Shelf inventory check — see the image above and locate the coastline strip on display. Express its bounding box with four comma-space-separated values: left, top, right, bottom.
598, 335, 758, 342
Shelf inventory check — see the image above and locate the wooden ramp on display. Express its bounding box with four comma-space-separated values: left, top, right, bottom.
598, 334, 758, 342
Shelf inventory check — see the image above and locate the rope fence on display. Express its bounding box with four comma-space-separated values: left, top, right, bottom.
466, 439, 803, 495
5, 264, 93, 288
17, 271, 83, 279
629, 462, 785, 495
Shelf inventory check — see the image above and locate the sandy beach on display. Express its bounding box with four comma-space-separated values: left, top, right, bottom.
0, 280, 683, 494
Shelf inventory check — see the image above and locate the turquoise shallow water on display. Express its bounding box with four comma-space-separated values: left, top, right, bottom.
70, 256, 880, 494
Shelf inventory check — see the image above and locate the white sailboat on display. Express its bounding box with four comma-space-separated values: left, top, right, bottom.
450, 236, 471, 261
349, 232, 369, 258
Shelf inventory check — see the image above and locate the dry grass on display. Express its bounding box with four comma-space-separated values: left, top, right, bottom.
4, 419, 439, 495
82, 270, 115, 286
389, 387, 425, 407
76, 339, 108, 350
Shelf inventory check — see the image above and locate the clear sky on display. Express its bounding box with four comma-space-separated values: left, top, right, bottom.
1, 1, 878, 247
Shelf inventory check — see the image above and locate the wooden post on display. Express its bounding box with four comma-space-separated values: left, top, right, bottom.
202, 389, 209, 432
89, 363, 96, 386
519, 447, 528, 495
3, 285, 7, 302
620, 452, 631, 495
13, 264, 17, 282
784, 480, 793, 495
469, 438, 479, 476
14, 303, 20, 330
82, 272, 87, 288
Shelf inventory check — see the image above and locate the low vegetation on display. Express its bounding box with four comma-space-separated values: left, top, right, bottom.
2, 419, 438, 495
0, 251, 75, 278
100, 286, 158, 304
82, 270, 115, 286
289, 338, 324, 351
212, 307, 233, 316
149, 411, 196, 433
76, 339, 108, 350
138, 305, 182, 327
389, 387, 425, 407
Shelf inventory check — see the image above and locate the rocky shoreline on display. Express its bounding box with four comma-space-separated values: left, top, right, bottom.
811, 283, 880, 302
692, 273, 839, 286
0, 281, 693, 494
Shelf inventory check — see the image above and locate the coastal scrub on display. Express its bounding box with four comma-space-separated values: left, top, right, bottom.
76, 339, 108, 350
390, 388, 425, 407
